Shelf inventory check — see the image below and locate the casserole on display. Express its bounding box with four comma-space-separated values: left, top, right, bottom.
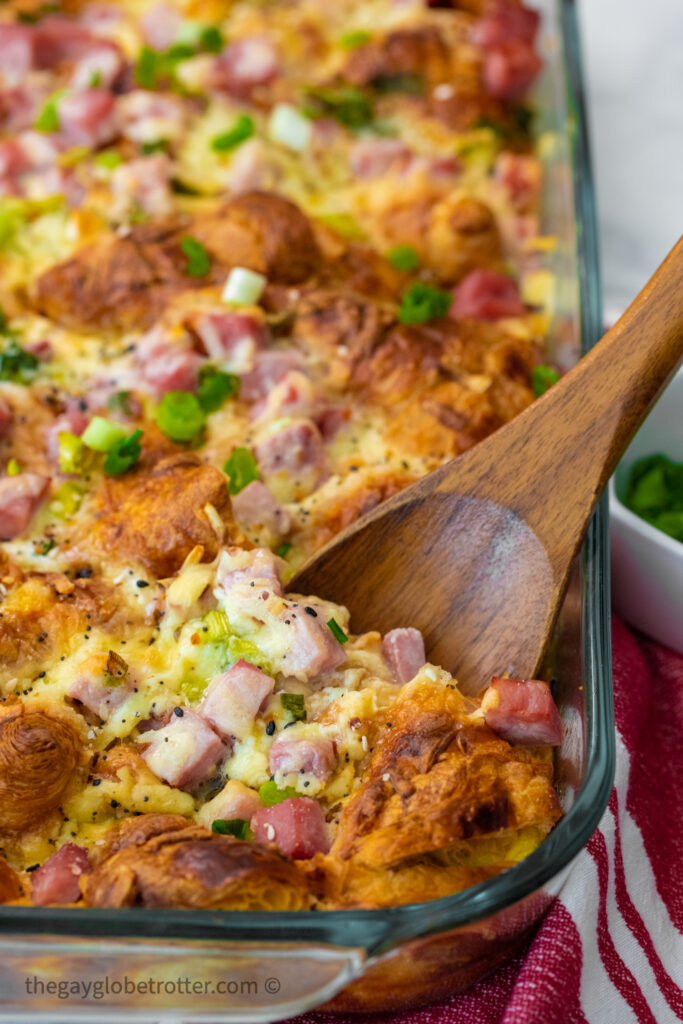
0, 0, 613, 1019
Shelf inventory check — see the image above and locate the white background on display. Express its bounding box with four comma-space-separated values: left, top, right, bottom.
577, 0, 683, 318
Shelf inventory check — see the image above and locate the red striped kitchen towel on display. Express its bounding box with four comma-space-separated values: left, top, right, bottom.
290, 617, 683, 1024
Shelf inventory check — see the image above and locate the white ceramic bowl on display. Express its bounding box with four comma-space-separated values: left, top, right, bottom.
609, 367, 683, 653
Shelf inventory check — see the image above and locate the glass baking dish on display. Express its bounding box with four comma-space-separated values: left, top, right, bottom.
0, 0, 614, 1019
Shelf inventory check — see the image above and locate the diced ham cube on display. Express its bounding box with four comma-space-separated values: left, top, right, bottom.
57, 89, 118, 148
230, 480, 291, 537
196, 779, 262, 830
118, 90, 187, 146
200, 660, 275, 741
383, 628, 426, 684
0, 25, 41, 85
251, 371, 316, 422
141, 344, 203, 397
222, 138, 281, 195
215, 547, 284, 597
0, 85, 44, 133
140, 3, 184, 51
31, 844, 89, 906
316, 406, 350, 440
251, 797, 329, 859
482, 677, 563, 746
214, 37, 280, 100
0, 139, 29, 178
191, 311, 267, 370
254, 419, 328, 492
495, 152, 541, 213
472, 1, 540, 48
0, 473, 50, 540
0, 397, 12, 439
482, 42, 542, 101
269, 733, 336, 781
70, 43, 124, 91
111, 154, 173, 218
279, 608, 346, 683
239, 349, 305, 403
67, 658, 134, 720
36, 17, 98, 64
140, 709, 226, 790
349, 138, 413, 180
450, 269, 526, 320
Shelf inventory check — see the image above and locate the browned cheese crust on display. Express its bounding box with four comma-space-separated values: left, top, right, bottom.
311, 676, 560, 907
0, 702, 87, 838
81, 450, 243, 577
81, 814, 311, 910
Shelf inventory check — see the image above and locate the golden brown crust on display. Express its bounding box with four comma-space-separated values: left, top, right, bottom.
0, 857, 23, 903
428, 196, 503, 283
0, 702, 85, 835
306, 675, 560, 906
27, 222, 197, 334
193, 191, 321, 285
341, 26, 452, 90
0, 574, 127, 669
81, 819, 310, 910
27, 192, 320, 333
84, 451, 243, 577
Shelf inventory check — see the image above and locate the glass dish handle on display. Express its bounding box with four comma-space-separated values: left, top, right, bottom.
0, 934, 366, 1022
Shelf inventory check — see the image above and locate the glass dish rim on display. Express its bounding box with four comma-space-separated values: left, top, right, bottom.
0, 0, 614, 959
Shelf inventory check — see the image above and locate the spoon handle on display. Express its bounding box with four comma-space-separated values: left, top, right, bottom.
437, 235, 683, 575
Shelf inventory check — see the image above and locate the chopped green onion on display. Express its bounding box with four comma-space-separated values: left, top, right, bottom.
104, 429, 143, 475
0, 340, 38, 383
267, 103, 312, 152
258, 781, 299, 807
211, 113, 255, 153
181, 235, 212, 277
0, 195, 64, 250
304, 86, 374, 130
398, 282, 451, 324
57, 432, 87, 475
327, 617, 348, 644
141, 139, 168, 155
88, 69, 102, 87
280, 692, 306, 722
339, 30, 372, 49
199, 25, 224, 53
387, 244, 420, 273
81, 416, 128, 453
7, 458, 21, 476
532, 365, 560, 397
222, 266, 267, 305
94, 149, 123, 170
276, 541, 292, 559
198, 366, 240, 413
135, 46, 159, 89
223, 447, 259, 495
34, 89, 66, 133
212, 818, 249, 839
203, 609, 231, 642
623, 454, 683, 543
49, 482, 84, 518
39, 537, 56, 555
157, 391, 206, 442
106, 390, 133, 416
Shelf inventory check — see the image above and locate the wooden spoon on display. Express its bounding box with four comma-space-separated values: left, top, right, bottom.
288, 237, 683, 693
